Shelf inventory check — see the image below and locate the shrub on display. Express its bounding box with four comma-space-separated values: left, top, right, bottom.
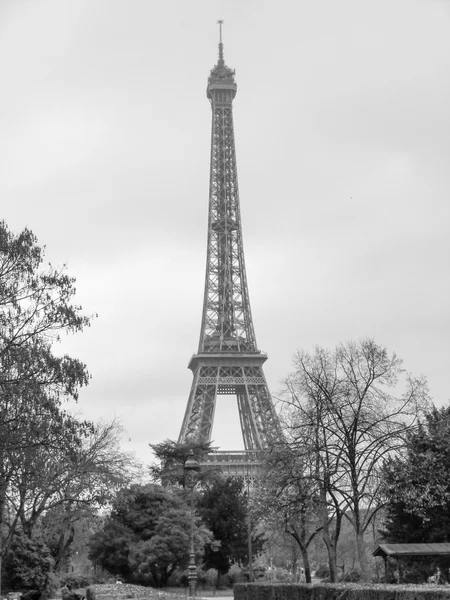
340, 569, 361, 582
166, 568, 184, 587
228, 564, 245, 585
401, 562, 435, 584
314, 564, 330, 579
174, 566, 207, 588
2, 533, 54, 593
247, 566, 266, 581
274, 568, 294, 583
61, 575, 92, 589
45, 572, 62, 600
196, 567, 207, 586
217, 573, 231, 588
205, 568, 219, 588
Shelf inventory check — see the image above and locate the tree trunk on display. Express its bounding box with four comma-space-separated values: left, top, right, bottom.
0, 516, 3, 599
321, 529, 335, 578
322, 529, 338, 582
0, 483, 6, 599
54, 524, 75, 571
351, 503, 369, 581
286, 519, 312, 583
299, 507, 312, 583
300, 545, 311, 583
319, 484, 338, 582
355, 527, 369, 581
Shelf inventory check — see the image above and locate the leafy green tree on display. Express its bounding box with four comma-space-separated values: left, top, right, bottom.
0, 220, 91, 416
129, 508, 199, 586
382, 404, 450, 582
381, 416, 450, 585
0, 221, 93, 595
89, 519, 135, 581
149, 439, 216, 488
88, 484, 213, 587
196, 477, 263, 575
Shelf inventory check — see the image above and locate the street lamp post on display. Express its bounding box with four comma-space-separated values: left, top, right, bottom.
245, 468, 253, 583
184, 450, 200, 598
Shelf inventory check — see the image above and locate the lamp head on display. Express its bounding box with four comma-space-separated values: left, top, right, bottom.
184, 449, 200, 472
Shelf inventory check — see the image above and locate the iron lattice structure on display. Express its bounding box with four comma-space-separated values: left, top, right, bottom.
178, 25, 281, 476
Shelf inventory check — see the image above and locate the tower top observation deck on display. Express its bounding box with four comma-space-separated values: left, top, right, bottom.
207, 20, 237, 100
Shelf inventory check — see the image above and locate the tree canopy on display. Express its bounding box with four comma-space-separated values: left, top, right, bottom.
88, 483, 214, 587
382, 405, 450, 543
196, 477, 263, 575
148, 439, 217, 488
0, 221, 97, 595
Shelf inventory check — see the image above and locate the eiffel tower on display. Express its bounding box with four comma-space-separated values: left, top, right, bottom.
178, 23, 281, 477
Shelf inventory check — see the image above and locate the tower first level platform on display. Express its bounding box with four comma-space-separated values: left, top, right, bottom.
178, 351, 280, 454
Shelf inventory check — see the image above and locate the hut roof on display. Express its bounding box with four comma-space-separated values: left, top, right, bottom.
373, 543, 450, 558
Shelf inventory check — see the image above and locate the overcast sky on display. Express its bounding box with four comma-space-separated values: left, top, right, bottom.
1, 0, 449, 466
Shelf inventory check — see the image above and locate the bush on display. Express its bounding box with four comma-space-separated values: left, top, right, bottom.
275, 568, 294, 583
245, 565, 266, 581
204, 568, 218, 588
165, 568, 184, 587
340, 570, 361, 582
2, 532, 54, 593
45, 572, 61, 600
228, 564, 246, 585
61, 575, 92, 589
401, 563, 435, 584
196, 567, 207, 586
173, 566, 208, 588
314, 565, 330, 579
264, 568, 294, 583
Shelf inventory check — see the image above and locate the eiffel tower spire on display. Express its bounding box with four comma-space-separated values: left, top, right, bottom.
178, 24, 281, 476
217, 19, 224, 66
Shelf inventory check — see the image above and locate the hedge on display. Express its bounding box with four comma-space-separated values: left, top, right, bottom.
234, 583, 450, 600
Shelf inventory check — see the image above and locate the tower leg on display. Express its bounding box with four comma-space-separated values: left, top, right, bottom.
179, 360, 281, 451
178, 370, 217, 444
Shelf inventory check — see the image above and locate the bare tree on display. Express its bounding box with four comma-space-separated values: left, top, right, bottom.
257, 444, 323, 583
282, 339, 430, 581
281, 380, 346, 582
7, 419, 140, 539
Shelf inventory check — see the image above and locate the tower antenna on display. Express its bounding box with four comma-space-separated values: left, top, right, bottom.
217, 19, 224, 64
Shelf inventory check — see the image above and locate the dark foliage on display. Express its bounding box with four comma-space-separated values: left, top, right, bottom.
1, 532, 54, 593
148, 439, 217, 488
381, 405, 450, 582
21, 591, 42, 600
196, 477, 263, 574
88, 483, 212, 587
